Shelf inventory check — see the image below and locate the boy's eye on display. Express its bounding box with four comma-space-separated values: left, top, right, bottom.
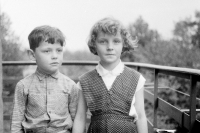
57, 49, 63, 53
44, 50, 51, 53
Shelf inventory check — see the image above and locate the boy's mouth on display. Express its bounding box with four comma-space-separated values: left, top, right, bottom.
51, 62, 59, 65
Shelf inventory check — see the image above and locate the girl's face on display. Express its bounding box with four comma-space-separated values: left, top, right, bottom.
95, 31, 123, 70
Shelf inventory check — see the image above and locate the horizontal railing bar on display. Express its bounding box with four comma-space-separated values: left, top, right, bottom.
3, 61, 200, 81
144, 89, 200, 131
144, 90, 183, 125
181, 109, 200, 113
145, 87, 200, 102
125, 62, 200, 77
144, 89, 154, 103
158, 96, 183, 126
2, 61, 98, 66
147, 119, 154, 133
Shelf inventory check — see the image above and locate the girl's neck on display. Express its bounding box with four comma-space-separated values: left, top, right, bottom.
100, 60, 120, 71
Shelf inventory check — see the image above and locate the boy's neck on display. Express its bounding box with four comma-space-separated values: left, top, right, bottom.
37, 67, 59, 76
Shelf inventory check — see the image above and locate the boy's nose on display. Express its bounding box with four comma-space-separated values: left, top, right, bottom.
51, 51, 58, 59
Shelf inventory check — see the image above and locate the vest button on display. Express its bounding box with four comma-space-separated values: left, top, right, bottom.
108, 91, 113, 95
107, 99, 111, 104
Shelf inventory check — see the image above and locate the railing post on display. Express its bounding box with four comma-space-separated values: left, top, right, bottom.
153, 69, 159, 130
189, 75, 197, 133
136, 66, 140, 72
0, 14, 4, 132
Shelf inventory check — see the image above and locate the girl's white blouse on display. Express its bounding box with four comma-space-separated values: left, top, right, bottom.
78, 60, 146, 120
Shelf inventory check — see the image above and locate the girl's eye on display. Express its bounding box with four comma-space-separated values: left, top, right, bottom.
99, 40, 107, 44
57, 49, 63, 53
114, 40, 121, 43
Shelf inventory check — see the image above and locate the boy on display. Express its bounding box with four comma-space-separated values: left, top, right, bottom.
11, 25, 79, 133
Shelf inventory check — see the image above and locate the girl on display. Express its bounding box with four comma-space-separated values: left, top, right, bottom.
73, 17, 148, 133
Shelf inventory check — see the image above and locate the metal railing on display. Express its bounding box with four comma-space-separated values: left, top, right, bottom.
2, 61, 200, 133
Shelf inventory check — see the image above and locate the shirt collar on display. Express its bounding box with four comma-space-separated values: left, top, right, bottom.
35, 67, 59, 81
96, 60, 124, 77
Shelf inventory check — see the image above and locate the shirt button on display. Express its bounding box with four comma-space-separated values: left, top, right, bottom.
48, 91, 51, 95
108, 91, 113, 95
49, 111, 51, 114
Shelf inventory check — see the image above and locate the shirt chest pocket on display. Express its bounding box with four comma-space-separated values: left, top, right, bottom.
50, 89, 70, 116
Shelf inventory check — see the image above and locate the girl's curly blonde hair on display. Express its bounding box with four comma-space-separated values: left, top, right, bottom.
87, 17, 138, 55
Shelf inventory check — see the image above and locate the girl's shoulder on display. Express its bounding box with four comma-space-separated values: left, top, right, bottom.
124, 66, 141, 76
79, 69, 97, 80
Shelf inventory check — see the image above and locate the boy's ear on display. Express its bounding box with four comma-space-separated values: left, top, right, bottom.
27, 49, 36, 61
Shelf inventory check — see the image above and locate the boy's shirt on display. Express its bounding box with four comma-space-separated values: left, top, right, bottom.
11, 68, 79, 133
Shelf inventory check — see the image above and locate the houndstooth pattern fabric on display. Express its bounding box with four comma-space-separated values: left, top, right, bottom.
80, 66, 140, 133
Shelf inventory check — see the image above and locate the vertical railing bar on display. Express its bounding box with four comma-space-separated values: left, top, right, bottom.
153, 69, 159, 130
189, 75, 197, 133
136, 66, 140, 72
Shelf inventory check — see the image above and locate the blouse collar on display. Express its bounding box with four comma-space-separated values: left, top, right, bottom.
96, 60, 124, 77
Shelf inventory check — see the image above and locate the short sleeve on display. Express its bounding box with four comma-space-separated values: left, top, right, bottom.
135, 75, 146, 93
77, 82, 82, 90
129, 75, 146, 117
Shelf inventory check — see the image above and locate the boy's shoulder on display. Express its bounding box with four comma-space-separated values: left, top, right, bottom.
59, 72, 76, 83
17, 72, 36, 85
59, 73, 76, 85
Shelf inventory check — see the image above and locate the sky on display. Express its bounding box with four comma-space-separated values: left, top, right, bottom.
1, 0, 200, 52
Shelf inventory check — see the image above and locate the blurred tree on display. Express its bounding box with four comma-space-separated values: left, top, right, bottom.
1, 13, 27, 61
173, 11, 200, 49
124, 16, 162, 63
128, 16, 161, 47
1, 13, 27, 97
125, 13, 200, 129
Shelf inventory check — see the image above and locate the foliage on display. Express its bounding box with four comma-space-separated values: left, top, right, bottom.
1, 13, 27, 97
126, 13, 200, 129
173, 11, 200, 49
128, 16, 161, 47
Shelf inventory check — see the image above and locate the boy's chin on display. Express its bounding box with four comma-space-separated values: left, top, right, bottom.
45, 69, 59, 75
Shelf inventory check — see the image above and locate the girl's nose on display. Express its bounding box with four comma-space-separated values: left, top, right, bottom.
107, 42, 114, 51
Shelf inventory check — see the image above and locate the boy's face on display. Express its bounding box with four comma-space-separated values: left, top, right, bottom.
32, 41, 64, 74
95, 31, 123, 69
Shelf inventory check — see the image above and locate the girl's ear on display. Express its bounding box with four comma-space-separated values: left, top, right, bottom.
27, 49, 36, 61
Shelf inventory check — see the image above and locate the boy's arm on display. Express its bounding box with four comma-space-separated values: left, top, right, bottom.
68, 83, 79, 120
72, 86, 87, 133
135, 87, 148, 133
11, 81, 27, 133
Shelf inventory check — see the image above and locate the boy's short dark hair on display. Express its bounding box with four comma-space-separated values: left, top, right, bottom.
28, 25, 65, 51
87, 17, 138, 55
